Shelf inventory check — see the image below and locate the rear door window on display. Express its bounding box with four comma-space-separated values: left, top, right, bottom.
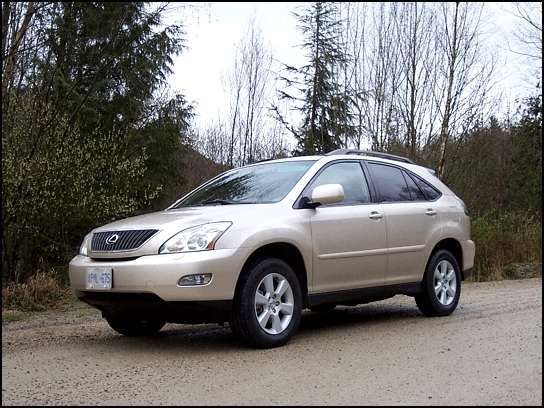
366, 162, 411, 202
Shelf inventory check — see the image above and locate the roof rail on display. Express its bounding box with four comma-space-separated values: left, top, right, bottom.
326, 149, 437, 176
326, 149, 416, 165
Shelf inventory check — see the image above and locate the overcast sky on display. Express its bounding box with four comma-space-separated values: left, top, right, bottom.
171, 2, 305, 127
169, 2, 538, 129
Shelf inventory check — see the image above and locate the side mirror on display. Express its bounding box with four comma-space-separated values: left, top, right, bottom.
304, 184, 344, 208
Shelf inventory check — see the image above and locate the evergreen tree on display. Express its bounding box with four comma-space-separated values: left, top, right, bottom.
2, 2, 198, 281
43, 3, 194, 190
277, 2, 354, 155
506, 95, 542, 214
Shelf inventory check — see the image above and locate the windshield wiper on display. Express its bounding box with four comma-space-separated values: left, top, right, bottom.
199, 200, 235, 206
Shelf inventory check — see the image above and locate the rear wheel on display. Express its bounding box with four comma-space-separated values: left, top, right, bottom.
231, 257, 302, 349
415, 249, 461, 317
104, 316, 166, 336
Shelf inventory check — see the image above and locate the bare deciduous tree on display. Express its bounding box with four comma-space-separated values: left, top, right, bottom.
337, 2, 369, 149
394, 2, 437, 159
1, 2, 36, 108
504, 2, 542, 90
433, 2, 498, 180
219, 9, 291, 165
358, 2, 403, 151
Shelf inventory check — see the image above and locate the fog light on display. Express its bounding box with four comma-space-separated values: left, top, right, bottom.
178, 274, 212, 286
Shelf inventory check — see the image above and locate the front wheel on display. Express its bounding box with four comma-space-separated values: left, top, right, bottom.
231, 258, 302, 349
415, 249, 461, 317
104, 316, 166, 336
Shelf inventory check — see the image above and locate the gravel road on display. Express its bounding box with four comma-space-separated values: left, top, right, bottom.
2, 278, 542, 406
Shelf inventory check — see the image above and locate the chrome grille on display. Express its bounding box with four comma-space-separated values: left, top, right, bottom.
91, 230, 159, 252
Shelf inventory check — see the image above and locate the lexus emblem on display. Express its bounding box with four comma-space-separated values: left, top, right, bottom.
105, 234, 119, 245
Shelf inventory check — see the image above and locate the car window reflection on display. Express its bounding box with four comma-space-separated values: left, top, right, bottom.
173, 161, 316, 207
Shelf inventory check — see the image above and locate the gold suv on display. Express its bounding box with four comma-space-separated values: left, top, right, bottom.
69, 149, 475, 348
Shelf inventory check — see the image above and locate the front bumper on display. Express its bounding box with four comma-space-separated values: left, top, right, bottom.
69, 249, 248, 324
69, 248, 247, 303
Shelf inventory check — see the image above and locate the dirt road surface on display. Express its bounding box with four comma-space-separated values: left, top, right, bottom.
2, 278, 542, 406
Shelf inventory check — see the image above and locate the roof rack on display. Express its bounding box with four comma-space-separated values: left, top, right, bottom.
326, 149, 437, 176
326, 149, 416, 165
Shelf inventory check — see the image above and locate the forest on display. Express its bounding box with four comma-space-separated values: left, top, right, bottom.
1, 2, 541, 306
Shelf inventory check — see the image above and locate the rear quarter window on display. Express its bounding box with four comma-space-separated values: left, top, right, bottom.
409, 173, 442, 201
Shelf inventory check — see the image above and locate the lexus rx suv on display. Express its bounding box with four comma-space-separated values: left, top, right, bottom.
69, 149, 475, 349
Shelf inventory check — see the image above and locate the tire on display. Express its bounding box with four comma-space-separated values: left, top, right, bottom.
104, 316, 166, 336
231, 258, 302, 349
415, 249, 461, 317
310, 303, 337, 312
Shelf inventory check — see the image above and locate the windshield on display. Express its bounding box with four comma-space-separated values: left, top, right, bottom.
170, 160, 316, 208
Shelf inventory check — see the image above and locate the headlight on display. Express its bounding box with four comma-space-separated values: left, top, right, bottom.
159, 222, 232, 254
79, 233, 92, 256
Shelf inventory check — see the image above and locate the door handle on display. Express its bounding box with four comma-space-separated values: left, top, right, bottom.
368, 211, 383, 220
426, 209, 437, 216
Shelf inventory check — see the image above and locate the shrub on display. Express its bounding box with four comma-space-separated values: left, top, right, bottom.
470, 210, 542, 281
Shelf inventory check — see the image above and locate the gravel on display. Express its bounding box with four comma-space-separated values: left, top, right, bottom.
2, 278, 542, 406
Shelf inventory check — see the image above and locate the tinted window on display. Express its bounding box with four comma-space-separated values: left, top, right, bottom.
306, 161, 371, 205
412, 175, 441, 200
366, 162, 411, 202
403, 171, 427, 201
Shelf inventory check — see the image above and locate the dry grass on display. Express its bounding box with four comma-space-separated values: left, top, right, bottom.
2, 270, 75, 312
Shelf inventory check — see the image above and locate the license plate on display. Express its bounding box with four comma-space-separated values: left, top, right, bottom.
85, 268, 112, 290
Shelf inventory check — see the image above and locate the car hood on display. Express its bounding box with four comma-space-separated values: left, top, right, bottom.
94, 206, 250, 232
89, 204, 276, 258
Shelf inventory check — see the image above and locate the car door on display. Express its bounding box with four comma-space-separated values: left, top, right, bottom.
304, 161, 388, 293
365, 162, 443, 285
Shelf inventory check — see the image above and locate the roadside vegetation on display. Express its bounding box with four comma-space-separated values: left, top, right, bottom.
471, 211, 542, 282
2, 269, 75, 313
2, 3, 541, 315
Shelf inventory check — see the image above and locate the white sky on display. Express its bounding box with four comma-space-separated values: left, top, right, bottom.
169, 2, 538, 129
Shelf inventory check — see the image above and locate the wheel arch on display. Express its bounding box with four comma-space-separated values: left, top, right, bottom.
429, 238, 464, 279
235, 242, 309, 308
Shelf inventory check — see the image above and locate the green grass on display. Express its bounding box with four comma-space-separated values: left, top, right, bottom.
2, 311, 37, 323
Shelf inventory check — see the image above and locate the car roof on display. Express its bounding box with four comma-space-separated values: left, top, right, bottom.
248, 149, 437, 177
